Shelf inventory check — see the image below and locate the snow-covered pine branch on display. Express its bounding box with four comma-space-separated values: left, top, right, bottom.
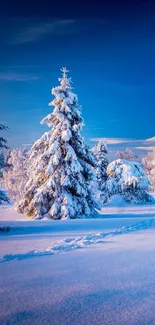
17, 68, 100, 219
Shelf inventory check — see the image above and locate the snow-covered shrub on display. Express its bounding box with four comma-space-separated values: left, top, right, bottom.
105, 159, 153, 203
142, 149, 155, 192
3, 148, 29, 203
17, 68, 100, 219
0, 124, 9, 204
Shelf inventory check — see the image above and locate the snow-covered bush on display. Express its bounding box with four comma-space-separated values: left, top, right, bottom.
3, 148, 29, 202
0, 124, 9, 204
116, 148, 139, 161
105, 159, 153, 203
142, 149, 155, 192
17, 68, 100, 219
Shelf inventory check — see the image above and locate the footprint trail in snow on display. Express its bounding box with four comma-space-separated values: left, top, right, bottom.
1, 217, 155, 263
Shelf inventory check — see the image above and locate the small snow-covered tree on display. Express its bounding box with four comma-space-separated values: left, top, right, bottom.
17, 68, 100, 219
3, 148, 29, 202
105, 159, 152, 203
142, 149, 155, 192
116, 148, 139, 161
92, 140, 108, 191
0, 124, 9, 204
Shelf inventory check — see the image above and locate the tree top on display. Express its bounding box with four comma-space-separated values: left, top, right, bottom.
60, 67, 69, 78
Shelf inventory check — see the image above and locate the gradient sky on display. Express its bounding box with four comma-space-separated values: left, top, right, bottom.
1, 0, 155, 157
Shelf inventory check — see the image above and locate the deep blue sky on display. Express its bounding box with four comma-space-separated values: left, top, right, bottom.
1, 0, 155, 156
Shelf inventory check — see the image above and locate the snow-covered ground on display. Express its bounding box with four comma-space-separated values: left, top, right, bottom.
0, 197, 155, 325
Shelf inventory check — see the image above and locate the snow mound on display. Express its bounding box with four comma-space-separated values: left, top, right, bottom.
104, 194, 128, 207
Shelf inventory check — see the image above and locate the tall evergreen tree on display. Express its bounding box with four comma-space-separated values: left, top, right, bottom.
92, 140, 108, 191
17, 68, 99, 219
0, 124, 9, 204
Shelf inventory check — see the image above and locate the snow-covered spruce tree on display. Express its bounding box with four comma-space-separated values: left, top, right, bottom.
116, 148, 139, 161
92, 140, 108, 191
142, 149, 155, 192
17, 68, 100, 219
0, 124, 9, 204
105, 159, 153, 203
3, 148, 29, 203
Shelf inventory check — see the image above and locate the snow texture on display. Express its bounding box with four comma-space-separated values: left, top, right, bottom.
1, 202, 155, 325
